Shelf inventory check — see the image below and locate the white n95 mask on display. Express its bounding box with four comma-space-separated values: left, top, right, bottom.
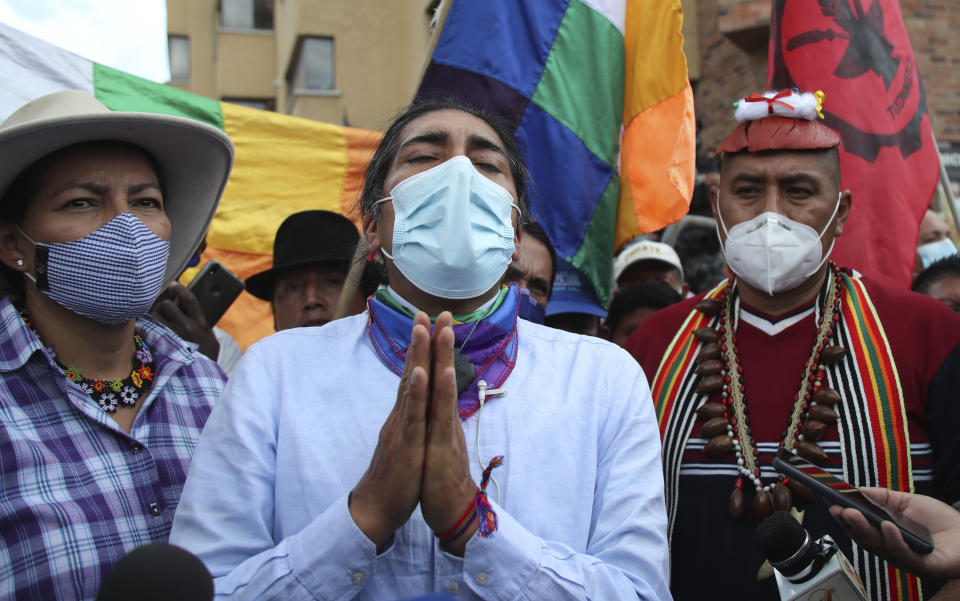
917, 237, 958, 270
717, 193, 841, 296
375, 155, 519, 300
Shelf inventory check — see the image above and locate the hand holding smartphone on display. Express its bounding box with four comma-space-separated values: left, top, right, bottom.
773, 447, 934, 554
187, 259, 244, 327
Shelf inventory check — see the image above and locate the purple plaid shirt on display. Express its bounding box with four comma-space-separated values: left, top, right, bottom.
0, 297, 225, 600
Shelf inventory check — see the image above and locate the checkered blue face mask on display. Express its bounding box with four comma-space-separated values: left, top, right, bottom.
19, 212, 170, 325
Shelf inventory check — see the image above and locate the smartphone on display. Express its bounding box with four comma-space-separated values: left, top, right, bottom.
773, 447, 934, 554
187, 259, 244, 326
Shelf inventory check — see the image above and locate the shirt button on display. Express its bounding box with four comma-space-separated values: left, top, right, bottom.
149, 502, 162, 516
446, 581, 460, 594
475, 572, 488, 586
350, 571, 365, 585
130, 444, 143, 454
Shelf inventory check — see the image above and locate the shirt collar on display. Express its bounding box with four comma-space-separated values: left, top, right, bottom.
0, 296, 198, 373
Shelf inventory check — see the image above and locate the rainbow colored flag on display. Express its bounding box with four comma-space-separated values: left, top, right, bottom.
0, 23, 382, 348
417, 0, 695, 304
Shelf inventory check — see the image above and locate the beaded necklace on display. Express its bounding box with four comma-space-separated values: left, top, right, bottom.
21, 310, 155, 413
693, 264, 848, 522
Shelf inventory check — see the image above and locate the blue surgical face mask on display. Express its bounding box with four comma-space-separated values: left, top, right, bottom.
375, 155, 519, 300
18, 212, 170, 324
917, 237, 957, 270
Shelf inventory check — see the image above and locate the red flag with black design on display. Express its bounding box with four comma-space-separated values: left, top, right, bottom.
769, 0, 938, 288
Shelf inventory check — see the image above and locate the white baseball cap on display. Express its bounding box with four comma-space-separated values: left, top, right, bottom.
613, 240, 684, 285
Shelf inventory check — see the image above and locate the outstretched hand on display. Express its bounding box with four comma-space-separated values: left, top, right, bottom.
830, 487, 960, 581
349, 312, 477, 554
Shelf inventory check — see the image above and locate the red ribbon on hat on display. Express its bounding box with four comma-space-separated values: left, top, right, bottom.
744, 90, 795, 115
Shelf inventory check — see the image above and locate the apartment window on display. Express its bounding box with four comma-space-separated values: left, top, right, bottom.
289, 37, 335, 91
168, 35, 190, 81
222, 0, 273, 30
223, 98, 276, 112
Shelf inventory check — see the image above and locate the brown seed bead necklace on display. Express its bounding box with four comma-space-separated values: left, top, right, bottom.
694, 264, 848, 522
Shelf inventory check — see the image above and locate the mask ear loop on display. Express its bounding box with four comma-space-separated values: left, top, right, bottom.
371, 197, 394, 261
12, 225, 38, 284
714, 193, 733, 266
802, 191, 843, 278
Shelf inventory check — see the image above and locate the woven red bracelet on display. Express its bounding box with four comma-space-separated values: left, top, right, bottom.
435, 455, 505, 543
436, 500, 477, 543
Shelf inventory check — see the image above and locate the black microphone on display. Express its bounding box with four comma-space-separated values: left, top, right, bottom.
97, 542, 213, 601
757, 511, 867, 601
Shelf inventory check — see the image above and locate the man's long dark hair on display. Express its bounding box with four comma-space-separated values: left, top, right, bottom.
356, 97, 531, 222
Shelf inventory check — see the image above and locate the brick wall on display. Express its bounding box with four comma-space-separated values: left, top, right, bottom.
902, 1, 960, 142
693, 0, 768, 156
693, 0, 960, 153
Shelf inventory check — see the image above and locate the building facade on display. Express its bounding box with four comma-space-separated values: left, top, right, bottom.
166, 0, 438, 129
690, 0, 960, 155
167, 0, 957, 157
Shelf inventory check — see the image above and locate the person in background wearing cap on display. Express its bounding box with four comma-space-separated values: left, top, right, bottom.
170, 98, 670, 601
613, 239, 689, 297
544, 259, 607, 336
0, 91, 233, 600
626, 90, 960, 600
245, 210, 366, 332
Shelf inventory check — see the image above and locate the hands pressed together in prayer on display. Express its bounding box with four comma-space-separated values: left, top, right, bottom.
349, 311, 480, 556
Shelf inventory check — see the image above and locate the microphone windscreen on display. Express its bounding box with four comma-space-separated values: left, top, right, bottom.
757, 510, 808, 563
97, 543, 213, 601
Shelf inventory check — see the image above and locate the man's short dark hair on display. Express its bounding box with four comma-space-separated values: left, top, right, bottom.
605, 281, 681, 334
912, 254, 960, 295
521, 220, 557, 289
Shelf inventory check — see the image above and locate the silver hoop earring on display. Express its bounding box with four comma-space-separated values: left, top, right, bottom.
15, 259, 23, 268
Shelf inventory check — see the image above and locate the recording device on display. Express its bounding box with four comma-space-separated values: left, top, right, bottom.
187, 259, 244, 327
96, 543, 213, 601
773, 447, 934, 554
757, 511, 867, 601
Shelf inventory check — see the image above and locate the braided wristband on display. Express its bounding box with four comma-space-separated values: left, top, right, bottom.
435, 455, 505, 543
436, 502, 477, 544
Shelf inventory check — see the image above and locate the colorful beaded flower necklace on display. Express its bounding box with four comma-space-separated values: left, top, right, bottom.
21, 310, 155, 413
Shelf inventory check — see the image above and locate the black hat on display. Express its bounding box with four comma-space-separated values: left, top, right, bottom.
245, 210, 359, 300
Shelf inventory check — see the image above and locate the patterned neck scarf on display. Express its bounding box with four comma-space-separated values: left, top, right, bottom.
367, 284, 520, 420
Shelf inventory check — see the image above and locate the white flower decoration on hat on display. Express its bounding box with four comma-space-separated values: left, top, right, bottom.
733, 89, 825, 123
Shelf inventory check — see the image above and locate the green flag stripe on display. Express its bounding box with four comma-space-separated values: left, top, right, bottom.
93, 63, 224, 130
571, 173, 618, 304
531, 0, 625, 168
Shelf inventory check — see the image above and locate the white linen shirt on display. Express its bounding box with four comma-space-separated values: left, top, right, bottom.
170, 313, 671, 600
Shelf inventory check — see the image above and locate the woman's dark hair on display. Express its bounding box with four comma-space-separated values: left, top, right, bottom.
357, 97, 530, 222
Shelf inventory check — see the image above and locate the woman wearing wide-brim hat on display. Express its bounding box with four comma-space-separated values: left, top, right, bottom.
0, 90, 233, 600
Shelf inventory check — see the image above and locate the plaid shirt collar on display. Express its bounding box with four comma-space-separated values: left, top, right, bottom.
0, 296, 202, 431
0, 296, 198, 374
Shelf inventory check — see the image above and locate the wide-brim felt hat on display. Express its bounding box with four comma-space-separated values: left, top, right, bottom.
244, 210, 360, 300
0, 90, 234, 288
